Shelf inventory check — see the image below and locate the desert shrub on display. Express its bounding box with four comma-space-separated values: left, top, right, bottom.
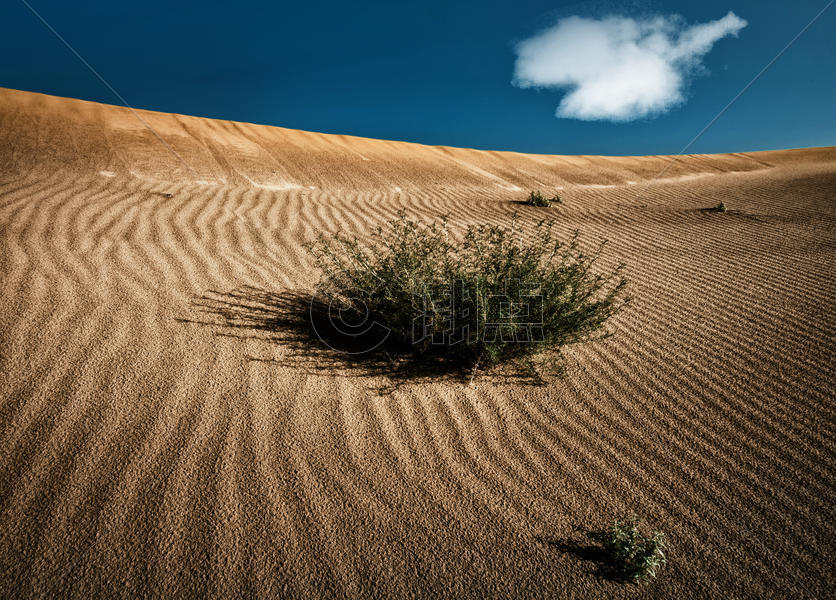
526, 190, 560, 207
712, 201, 727, 212
603, 515, 667, 583
305, 213, 627, 378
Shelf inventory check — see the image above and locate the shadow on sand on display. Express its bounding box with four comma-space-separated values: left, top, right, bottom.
538, 529, 639, 584
178, 286, 543, 390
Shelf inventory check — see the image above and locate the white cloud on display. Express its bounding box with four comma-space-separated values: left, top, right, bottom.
512, 12, 747, 122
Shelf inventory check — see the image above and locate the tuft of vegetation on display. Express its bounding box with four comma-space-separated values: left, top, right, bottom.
711, 201, 727, 213
603, 515, 667, 583
526, 190, 560, 207
305, 213, 627, 379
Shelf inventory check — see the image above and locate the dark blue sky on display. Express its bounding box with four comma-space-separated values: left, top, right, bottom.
3, 0, 834, 155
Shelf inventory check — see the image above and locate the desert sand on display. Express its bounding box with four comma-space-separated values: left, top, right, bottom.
0, 87, 833, 598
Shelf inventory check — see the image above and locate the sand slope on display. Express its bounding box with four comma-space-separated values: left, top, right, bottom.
0, 87, 834, 599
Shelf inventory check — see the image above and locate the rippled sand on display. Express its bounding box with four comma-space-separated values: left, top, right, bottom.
0, 87, 834, 598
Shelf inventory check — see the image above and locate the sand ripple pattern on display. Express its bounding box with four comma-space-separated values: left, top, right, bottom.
0, 88, 834, 599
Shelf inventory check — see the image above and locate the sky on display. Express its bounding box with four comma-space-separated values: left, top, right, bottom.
2, 0, 834, 155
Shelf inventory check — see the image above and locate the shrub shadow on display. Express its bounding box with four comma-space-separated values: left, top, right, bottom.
538, 529, 635, 584
178, 286, 544, 390
510, 200, 554, 207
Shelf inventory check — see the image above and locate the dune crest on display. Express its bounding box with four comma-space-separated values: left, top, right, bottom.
4, 87, 831, 190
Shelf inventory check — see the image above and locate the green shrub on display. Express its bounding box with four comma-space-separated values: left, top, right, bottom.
304, 213, 626, 378
603, 515, 667, 582
526, 190, 560, 207
712, 201, 727, 212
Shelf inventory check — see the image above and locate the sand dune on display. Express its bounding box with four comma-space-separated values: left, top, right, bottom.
0, 87, 834, 598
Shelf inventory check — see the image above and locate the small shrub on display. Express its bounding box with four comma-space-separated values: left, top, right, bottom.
603, 515, 667, 583
712, 201, 727, 212
526, 190, 560, 207
305, 213, 627, 378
